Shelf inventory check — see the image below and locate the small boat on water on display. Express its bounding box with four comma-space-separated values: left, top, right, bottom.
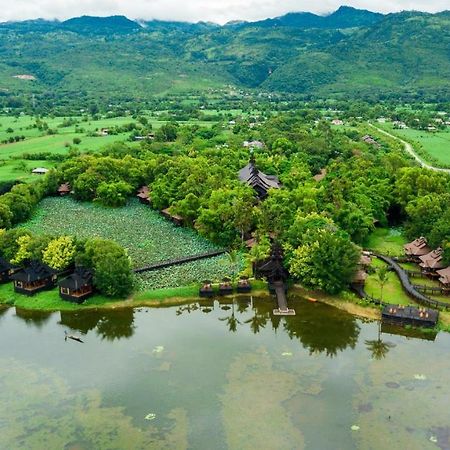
64, 330, 84, 343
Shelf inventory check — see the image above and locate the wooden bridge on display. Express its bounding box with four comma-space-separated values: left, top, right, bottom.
134, 250, 227, 273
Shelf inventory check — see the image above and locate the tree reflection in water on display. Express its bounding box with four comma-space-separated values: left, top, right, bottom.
59, 308, 135, 340
365, 321, 395, 360
14, 307, 53, 328
219, 303, 241, 333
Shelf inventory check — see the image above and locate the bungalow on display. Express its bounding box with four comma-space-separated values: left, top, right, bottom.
58, 267, 94, 304
404, 237, 431, 261
243, 140, 264, 149
239, 156, 281, 199
437, 267, 450, 292
57, 182, 71, 196
419, 248, 444, 275
136, 186, 151, 205
362, 135, 380, 147
0, 257, 19, 283
10, 261, 57, 296
352, 270, 368, 286
331, 119, 344, 126
32, 167, 49, 175
161, 208, 184, 226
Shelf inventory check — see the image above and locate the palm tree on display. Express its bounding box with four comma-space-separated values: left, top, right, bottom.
377, 265, 390, 301
225, 249, 240, 282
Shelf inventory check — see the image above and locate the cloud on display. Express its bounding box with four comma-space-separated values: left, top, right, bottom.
0, 0, 448, 24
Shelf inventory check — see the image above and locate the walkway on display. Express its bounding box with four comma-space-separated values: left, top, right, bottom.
374, 253, 448, 310
369, 124, 450, 174
272, 280, 295, 316
134, 249, 227, 273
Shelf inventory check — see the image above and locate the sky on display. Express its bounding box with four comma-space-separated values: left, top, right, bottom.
1, 0, 448, 24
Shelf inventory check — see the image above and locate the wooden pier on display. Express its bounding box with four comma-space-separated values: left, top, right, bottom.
272, 281, 295, 316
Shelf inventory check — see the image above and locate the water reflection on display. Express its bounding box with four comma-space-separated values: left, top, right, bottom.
59, 308, 135, 340
365, 321, 396, 360
14, 307, 53, 328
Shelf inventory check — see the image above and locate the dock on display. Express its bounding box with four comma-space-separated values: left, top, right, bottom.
272, 281, 295, 316
382, 304, 438, 328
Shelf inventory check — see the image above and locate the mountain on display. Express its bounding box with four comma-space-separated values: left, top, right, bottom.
235, 6, 384, 29
0, 7, 448, 102
61, 15, 142, 34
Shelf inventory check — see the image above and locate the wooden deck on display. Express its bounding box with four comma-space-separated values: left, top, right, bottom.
272, 281, 295, 316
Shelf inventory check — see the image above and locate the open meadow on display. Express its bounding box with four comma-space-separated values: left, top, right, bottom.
379, 123, 450, 166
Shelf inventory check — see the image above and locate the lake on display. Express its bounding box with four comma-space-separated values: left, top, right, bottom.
0, 295, 449, 450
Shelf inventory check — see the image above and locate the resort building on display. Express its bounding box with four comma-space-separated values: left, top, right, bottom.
57, 183, 71, 196
437, 267, 450, 292
10, 261, 57, 296
238, 156, 281, 199
136, 186, 151, 205
404, 237, 431, 261
58, 267, 94, 303
0, 257, 19, 283
419, 248, 444, 274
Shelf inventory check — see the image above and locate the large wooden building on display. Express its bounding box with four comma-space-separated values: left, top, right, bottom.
404, 237, 431, 261
10, 261, 57, 296
437, 267, 450, 292
58, 267, 94, 303
238, 156, 281, 199
419, 247, 444, 275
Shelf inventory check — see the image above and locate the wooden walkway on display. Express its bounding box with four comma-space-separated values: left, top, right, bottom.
134, 250, 227, 273
374, 254, 449, 310
272, 281, 295, 316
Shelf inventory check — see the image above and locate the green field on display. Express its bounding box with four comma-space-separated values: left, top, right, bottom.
363, 227, 407, 256
380, 123, 450, 165
0, 114, 220, 182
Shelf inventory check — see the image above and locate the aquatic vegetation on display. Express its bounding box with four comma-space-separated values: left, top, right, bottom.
0, 358, 189, 450
21, 197, 221, 268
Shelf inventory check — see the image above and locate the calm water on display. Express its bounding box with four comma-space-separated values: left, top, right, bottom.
0, 296, 449, 450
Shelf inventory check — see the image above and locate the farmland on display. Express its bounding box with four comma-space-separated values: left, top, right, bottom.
378, 123, 450, 166
0, 113, 221, 182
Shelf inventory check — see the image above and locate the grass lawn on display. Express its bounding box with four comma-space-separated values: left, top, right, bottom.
379, 123, 450, 166
363, 227, 407, 256
365, 259, 414, 306
0, 282, 117, 311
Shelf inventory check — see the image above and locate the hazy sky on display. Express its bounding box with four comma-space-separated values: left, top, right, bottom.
1, 0, 448, 24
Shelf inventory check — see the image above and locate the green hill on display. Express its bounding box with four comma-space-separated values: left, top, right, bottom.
0, 7, 449, 101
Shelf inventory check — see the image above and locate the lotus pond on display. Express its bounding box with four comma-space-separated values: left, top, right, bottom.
1, 295, 449, 449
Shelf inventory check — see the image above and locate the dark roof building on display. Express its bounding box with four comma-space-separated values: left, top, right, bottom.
238, 156, 281, 199
10, 261, 57, 296
0, 257, 18, 283
256, 244, 289, 283
436, 266, 450, 289
59, 267, 94, 304
419, 248, 444, 272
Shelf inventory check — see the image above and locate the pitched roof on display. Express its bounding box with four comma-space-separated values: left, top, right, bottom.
239, 158, 281, 196
404, 237, 431, 257
10, 261, 57, 283
419, 248, 444, 270
58, 182, 71, 193
437, 267, 450, 285
0, 257, 14, 273
59, 267, 93, 290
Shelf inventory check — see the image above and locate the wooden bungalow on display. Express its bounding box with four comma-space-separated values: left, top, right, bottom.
219, 277, 233, 296
0, 257, 19, 283
352, 270, 368, 286
58, 267, 94, 304
419, 248, 444, 275
136, 186, 151, 205
238, 155, 281, 199
10, 261, 57, 296
404, 237, 431, 261
161, 208, 184, 226
199, 280, 214, 298
256, 244, 289, 284
437, 267, 450, 292
359, 252, 372, 269
57, 182, 71, 196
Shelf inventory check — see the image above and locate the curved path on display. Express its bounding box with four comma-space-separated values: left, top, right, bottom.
368, 124, 450, 174
374, 253, 446, 309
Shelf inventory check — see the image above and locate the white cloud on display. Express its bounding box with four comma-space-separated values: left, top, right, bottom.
0, 0, 448, 24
